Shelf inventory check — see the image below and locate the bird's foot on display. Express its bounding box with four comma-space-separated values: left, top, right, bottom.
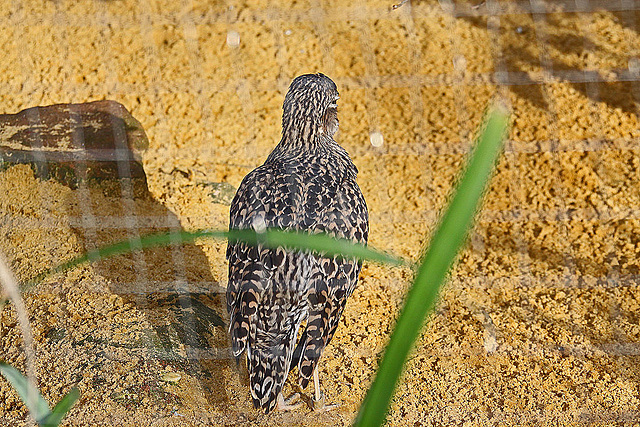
277, 392, 302, 411
311, 391, 340, 412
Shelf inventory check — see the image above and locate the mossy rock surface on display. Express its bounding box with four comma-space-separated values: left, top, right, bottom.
0, 100, 148, 188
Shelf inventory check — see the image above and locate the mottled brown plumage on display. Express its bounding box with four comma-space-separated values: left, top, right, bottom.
226, 73, 368, 413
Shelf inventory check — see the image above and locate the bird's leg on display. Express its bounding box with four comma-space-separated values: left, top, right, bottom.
277, 392, 302, 411
311, 368, 339, 412
313, 368, 323, 405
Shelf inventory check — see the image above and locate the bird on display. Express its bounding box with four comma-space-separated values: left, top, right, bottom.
226, 73, 369, 413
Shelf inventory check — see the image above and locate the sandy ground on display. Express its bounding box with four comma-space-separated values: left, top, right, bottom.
1, 0, 640, 425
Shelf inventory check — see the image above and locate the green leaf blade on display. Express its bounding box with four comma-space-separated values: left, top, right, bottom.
354, 104, 510, 426
226, 229, 403, 266
0, 362, 51, 423
25, 229, 403, 291
41, 387, 80, 427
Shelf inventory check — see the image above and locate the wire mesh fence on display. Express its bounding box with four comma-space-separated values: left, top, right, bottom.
1, 0, 640, 424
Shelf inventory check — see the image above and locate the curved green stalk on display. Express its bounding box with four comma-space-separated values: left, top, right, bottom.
23, 228, 404, 291
354, 104, 510, 426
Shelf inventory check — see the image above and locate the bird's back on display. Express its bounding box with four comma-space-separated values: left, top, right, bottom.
227, 145, 368, 411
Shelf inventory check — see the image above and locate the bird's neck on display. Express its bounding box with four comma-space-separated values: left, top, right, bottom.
284, 117, 322, 145
267, 121, 331, 161
265, 130, 358, 182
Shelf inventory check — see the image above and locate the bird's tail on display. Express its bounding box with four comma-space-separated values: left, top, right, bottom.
248, 333, 297, 413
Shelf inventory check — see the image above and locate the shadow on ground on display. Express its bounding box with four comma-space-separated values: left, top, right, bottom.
62, 178, 232, 410
457, 6, 640, 115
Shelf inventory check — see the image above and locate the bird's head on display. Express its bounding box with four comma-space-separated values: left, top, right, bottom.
282, 73, 340, 140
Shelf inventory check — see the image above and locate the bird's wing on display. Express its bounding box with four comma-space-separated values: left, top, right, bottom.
226, 162, 309, 412
294, 177, 369, 387
226, 165, 276, 358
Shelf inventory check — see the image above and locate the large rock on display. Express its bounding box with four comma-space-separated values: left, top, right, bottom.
0, 100, 148, 187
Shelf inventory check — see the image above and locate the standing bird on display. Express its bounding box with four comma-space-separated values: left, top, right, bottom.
226, 73, 369, 413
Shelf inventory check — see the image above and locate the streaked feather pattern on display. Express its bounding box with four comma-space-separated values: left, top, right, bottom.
226, 73, 369, 412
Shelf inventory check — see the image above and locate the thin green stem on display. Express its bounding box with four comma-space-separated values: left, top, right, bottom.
354, 104, 510, 426
22, 229, 404, 292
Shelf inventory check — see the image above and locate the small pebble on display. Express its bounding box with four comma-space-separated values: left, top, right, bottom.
161, 372, 181, 383
484, 334, 498, 353
226, 31, 240, 48
370, 131, 384, 148
111, 391, 125, 400
453, 55, 467, 71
